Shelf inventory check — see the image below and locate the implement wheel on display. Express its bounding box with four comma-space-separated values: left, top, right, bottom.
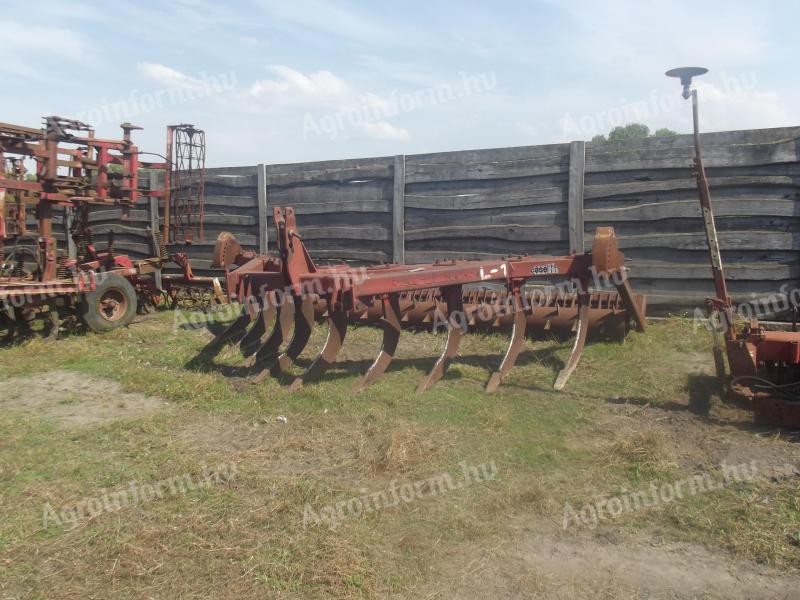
80, 273, 138, 333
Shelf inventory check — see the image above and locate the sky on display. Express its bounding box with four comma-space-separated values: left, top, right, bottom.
3, 0, 799, 167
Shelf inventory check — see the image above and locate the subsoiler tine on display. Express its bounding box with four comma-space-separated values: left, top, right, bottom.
246, 297, 295, 382
553, 288, 590, 390
45, 308, 60, 341
417, 286, 465, 393
241, 292, 278, 362
289, 303, 348, 391
615, 276, 647, 333
485, 288, 526, 392
238, 294, 268, 355
200, 305, 252, 355
272, 295, 316, 375
353, 293, 402, 392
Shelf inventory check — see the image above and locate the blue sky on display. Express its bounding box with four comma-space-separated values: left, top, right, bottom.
3, 0, 798, 166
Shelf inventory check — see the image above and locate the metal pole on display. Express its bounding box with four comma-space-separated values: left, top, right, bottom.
690, 88, 735, 337
163, 126, 173, 244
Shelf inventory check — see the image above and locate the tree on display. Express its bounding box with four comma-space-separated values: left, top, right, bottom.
607, 123, 650, 141
653, 127, 677, 137
591, 123, 678, 143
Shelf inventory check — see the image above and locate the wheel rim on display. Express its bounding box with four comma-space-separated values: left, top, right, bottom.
97, 288, 128, 322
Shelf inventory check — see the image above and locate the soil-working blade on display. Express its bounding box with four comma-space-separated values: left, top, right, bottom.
353, 293, 402, 392
485, 287, 526, 392
44, 308, 60, 341
615, 277, 646, 333
553, 288, 590, 390
240, 292, 278, 359
197, 305, 252, 357
247, 296, 295, 382
417, 286, 466, 393
237, 294, 269, 356
272, 295, 315, 375
290, 302, 348, 391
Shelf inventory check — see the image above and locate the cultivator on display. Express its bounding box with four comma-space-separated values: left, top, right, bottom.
0, 116, 211, 340
192, 206, 646, 393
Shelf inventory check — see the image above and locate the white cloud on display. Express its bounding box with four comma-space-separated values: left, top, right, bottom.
138, 63, 206, 91
244, 66, 411, 140
361, 121, 410, 141
249, 67, 349, 101
688, 80, 799, 132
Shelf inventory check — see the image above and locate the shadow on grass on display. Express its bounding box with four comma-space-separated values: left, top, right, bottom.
183, 340, 568, 392
605, 373, 800, 439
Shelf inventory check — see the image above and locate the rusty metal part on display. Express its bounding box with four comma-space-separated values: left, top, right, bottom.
668, 66, 800, 427
212, 232, 243, 269
0, 115, 202, 340
352, 293, 403, 392
333, 287, 644, 338
485, 286, 525, 392
166, 124, 205, 244
196, 206, 647, 394
416, 285, 466, 393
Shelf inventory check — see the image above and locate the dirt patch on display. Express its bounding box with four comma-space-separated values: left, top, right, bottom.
174, 413, 363, 483
425, 522, 800, 599
579, 400, 800, 480
0, 370, 166, 429
174, 412, 454, 487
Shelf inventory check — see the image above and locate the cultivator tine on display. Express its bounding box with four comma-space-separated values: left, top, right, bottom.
485, 287, 526, 392
353, 293, 402, 392
417, 286, 466, 393
242, 292, 280, 367
615, 277, 647, 333
247, 296, 296, 383
553, 288, 590, 390
44, 308, 60, 341
273, 295, 315, 375
289, 302, 348, 391
239, 293, 275, 358
232, 290, 261, 351
206, 309, 251, 351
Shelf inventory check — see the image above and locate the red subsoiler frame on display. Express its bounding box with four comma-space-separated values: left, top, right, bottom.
667, 67, 800, 427
0, 116, 211, 339
192, 206, 646, 393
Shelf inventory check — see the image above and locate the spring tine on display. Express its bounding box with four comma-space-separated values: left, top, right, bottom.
485, 287, 526, 392
199, 305, 251, 356
417, 285, 465, 393
353, 293, 402, 392
553, 288, 590, 390
241, 291, 278, 363
45, 308, 60, 341
247, 296, 295, 383
237, 293, 267, 354
615, 276, 647, 333
272, 294, 315, 375
289, 302, 348, 391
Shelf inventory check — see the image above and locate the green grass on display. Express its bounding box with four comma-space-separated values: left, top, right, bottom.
0, 312, 797, 598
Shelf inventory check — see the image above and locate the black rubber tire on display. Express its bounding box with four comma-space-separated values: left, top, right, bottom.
79, 273, 138, 333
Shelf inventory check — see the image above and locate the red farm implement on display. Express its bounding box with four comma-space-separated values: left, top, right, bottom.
191, 206, 646, 393
0, 116, 212, 340
667, 66, 800, 428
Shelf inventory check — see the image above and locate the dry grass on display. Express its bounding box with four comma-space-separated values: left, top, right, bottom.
357, 419, 444, 475
603, 429, 678, 478
1, 314, 799, 598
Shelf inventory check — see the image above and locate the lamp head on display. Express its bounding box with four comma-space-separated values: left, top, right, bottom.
665, 66, 708, 98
